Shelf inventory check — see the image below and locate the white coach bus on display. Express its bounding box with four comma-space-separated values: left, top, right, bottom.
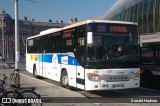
26, 20, 140, 91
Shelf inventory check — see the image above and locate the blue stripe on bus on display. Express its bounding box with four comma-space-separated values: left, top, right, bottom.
38, 54, 80, 66
39, 54, 53, 63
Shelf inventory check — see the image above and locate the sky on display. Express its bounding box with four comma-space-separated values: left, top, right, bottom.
0, 0, 117, 23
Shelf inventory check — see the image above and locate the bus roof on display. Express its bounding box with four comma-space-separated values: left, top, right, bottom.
27, 28, 62, 39
40, 28, 60, 35
63, 20, 137, 30
27, 20, 137, 40
86, 20, 138, 25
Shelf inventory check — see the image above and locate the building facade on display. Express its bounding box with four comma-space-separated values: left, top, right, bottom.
103, 0, 160, 35
0, 10, 67, 58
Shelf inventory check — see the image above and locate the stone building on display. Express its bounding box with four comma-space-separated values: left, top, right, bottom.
0, 10, 67, 58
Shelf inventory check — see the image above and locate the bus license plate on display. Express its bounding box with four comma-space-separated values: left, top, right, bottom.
112, 84, 124, 88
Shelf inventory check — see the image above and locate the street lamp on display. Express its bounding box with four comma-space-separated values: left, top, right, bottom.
14, 0, 20, 70
14, 0, 20, 87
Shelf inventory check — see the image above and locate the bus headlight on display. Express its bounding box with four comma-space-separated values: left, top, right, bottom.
87, 73, 101, 82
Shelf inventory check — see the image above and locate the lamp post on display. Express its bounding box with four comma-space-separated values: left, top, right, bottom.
14, 0, 20, 86
15, 0, 20, 70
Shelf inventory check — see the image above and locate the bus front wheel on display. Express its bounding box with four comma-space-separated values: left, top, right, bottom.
60, 71, 69, 88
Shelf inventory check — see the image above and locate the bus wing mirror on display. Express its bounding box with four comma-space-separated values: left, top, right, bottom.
87, 32, 93, 44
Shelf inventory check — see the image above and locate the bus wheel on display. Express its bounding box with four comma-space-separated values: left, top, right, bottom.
60, 71, 69, 87
33, 65, 37, 78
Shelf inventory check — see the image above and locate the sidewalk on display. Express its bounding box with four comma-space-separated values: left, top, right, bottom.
1, 58, 87, 98
0, 61, 87, 106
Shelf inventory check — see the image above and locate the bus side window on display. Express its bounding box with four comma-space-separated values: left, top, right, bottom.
63, 29, 75, 53
41, 36, 47, 53
53, 33, 62, 53
76, 27, 86, 64
66, 39, 74, 52
46, 34, 54, 53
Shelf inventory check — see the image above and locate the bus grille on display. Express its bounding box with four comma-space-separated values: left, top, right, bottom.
101, 74, 135, 82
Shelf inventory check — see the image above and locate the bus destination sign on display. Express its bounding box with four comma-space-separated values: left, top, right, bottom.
110, 26, 128, 33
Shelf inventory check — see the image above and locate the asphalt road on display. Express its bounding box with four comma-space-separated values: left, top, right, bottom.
2, 59, 160, 106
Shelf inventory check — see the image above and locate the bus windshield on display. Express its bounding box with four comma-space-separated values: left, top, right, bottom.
87, 25, 139, 68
